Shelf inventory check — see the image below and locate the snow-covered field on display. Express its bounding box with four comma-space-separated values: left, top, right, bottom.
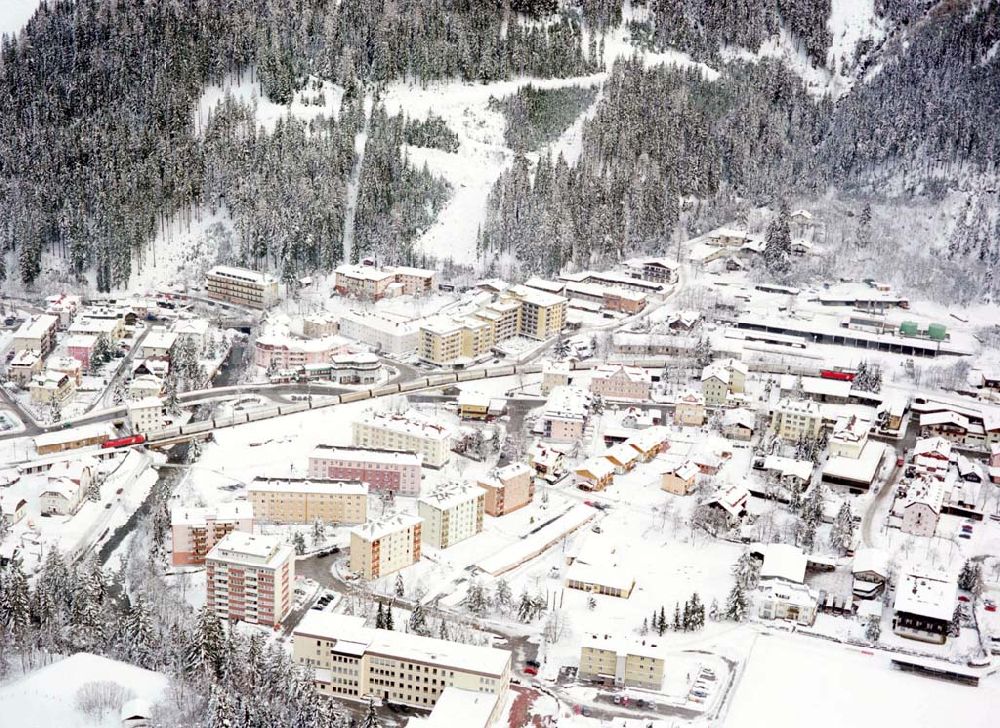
0, 652, 169, 728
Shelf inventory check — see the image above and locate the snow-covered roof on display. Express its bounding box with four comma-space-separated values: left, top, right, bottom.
912, 436, 952, 459
418, 482, 485, 511
903, 475, 946, 514
350, 512, 423, 542
822, 441, 885, 484
294, 612, 511, 677
603, 442, 641, 466
141, 329, 178, 351
852, 548, 889, 578
763, 455, 814, 482
565, 561, 635, 593
543, 385, 591, 420
625, 425, 670, 453
407, 688, 498, 728
249, 477, 368, 496
208, 265, 276, 284
919, 410, 972, 430
504, 284, 567, 308
478, 462, 531, 488
359, 410, 453, 441
14, 314, 57, 340
575, 457, 615, 480
723, 408, 756, 430
760, 544, 807, 583
34, 423, 112, 449
708, 482, 749, 517
591, 364, 651, 383
892, 567, 957, 621
311, 446, 422, 466
208, 532, 292, 567
660, 458, 699, 481
171, 502, 252, 526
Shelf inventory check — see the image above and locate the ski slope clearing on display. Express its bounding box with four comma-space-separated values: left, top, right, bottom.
0, 652, 169, 728
0, 0, 43, 37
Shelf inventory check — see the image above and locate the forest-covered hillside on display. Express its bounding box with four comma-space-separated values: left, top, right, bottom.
0, 0, 996, 293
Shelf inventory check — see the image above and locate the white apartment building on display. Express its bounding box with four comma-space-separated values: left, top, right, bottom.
828, 414, 870, 458
205, 532, 295, 628
701, 358, 748, 406
127, 396, 164, 434
338, 311, 420, 356
13, 314, 59, 355
417, 482, 486, 550
292, 612, 511, 710
352, 411, 453, 468
349, 513, 423, 579
770, 398, 823, 441
205, 265, 279, 309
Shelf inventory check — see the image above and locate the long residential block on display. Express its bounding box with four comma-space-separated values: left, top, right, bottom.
293, 612, 511, 711
352, 411, 453, 468
248, 477, 368, 525
309, 446, 423, 496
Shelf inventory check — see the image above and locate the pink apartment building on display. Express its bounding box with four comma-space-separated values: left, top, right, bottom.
65, 334, 97, 369
171, 502, 254, 566
477, 462, 534, 516
308, 446, 423, 496
589, 365, 651, 401
206, 531, 294, 628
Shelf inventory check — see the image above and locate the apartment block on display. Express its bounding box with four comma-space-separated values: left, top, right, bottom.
476, 462, 534, 516
770, 398, 823, 441
501, 285, 567, 340
418, 316, 495, 366
170, 502, 254, 566
589, 364, 651, 401
205, 265, 279, 309
206, 532, 294, 628
578, 634, 665, 690
352, 411, 453, 468
417, 482, 486, 550
248, 477, 368, 525
13, 314, 59, 356
473, 299, 521, 343
540, 385, 592, 442
253, 334, 354, 369
308, 446, 423, 496
293, 611, 511, 710
302, 314, 339, 338
338, 310, 420, 356
349, 513, 423, 579
29, 370, 76, 405
334, 263, 437, 300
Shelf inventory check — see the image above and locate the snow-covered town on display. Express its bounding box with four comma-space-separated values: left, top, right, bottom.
1, 1, 999, 728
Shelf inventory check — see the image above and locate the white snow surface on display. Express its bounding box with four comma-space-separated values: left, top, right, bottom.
0, 652, 169, 728
0, 0, 43, 37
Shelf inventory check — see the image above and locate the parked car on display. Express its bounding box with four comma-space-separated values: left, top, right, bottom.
525, 659, 541, 669
959, 594, 971, 602
523, 666, 538, 676
959, 533, 972, 539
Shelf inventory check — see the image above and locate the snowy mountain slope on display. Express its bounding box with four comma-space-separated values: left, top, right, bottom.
0, 0, 43, 37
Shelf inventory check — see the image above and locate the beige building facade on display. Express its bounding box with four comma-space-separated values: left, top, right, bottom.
248, 477, 368, 525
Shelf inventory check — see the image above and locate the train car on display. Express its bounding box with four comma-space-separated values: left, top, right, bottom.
100, 434, 146, 449
213, 414, 238, 429
181, 420, 213, 435
456, 369, 482, 382
370, 384, 401, 398
247, 406, 280, 422
820, 369, 856, 382
398, 379, 425, 393
147, 425, 181, 442
339, 390, 371, 404
486, 365, 515, 377
426, 374, 457, 387
279, 402, 309, 415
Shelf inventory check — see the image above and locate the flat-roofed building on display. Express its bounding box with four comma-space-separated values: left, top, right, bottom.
335, 263, 398, 300
405, 687, 500, 728
352, 411, 453, 468
673, 391, 706, 426
138, 329, 178, 361
47, 356, 82, 386
205, 265, 279, 309
540, 385, 591, 442
565, 562, 635, 599
892, 566, 957, 644
392, 266, 437, 296
248, 477, 368, 525
770, 398, 823, 441
418, 316, 494, 366
349, 513, 423, 579
7, 350, 42, 385
474, 299, 520, 343
338, 311, 420, 356
253, 334, 354, 369
302, 314, 339, 338
292, 612, 511, 709
127, 396, 164, 433
206, 531, 294, 628
501, 285, 567, 340
33, 423, 112, 455
541, 360, 571, 395
578, 634, 664, 690
13, 314, 59, 355
623, 256, 679, 284
417, 482, 485, 550
476, 462, 534, 516
308, 446, 422, 496
171, 502, 254, 566
65, 333, 97, 369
